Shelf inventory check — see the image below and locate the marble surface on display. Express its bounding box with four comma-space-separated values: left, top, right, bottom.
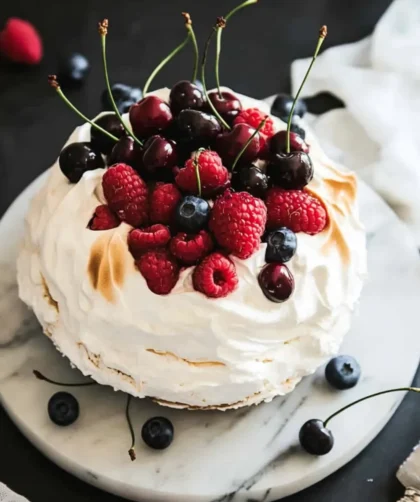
0, 174, 419, 502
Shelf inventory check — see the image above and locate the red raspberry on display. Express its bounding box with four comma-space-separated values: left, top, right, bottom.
102, 163, 148, 227
266, 188, 328, 234
209, 191, 267, 259
175, 150, 229, 198
193, 252, 238, 298
234, 108, 275, 138
128, 224, 171, 259
89, 205, 120, 231
169, 230, 214, 265
150, 183, 182, 225
137, 249, 180, 295
0, 18, 43, 65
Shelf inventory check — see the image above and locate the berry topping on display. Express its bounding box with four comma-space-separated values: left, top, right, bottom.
234, 108, 275, 138
142, 135, 178, 180
215, 124, 261, 169
299, 419, 334, 456
59, 142, 104, 184
271, 93, 307, 121
58, 53, 90, 87
266, 188, 327, 235
175, 195, 210, 233
128, 224, 171, 258
170, 230, 214, 265
264, 227, 297, 263
174, 109, 222, 148
91, 113, 126, 155
175, 150, 229, 197
267, 151, 314, 190
170, 80, 205, 115
89, 205, 120, 231
0, 18, 43, 65
258, 263, 294, 303
206, 91, 242, 125
231, 164, 268, 199
137, 249, 179, 295
150, 183, 182, 225
48, 392, 79, 426
141, 417, 174, 450
291, 123, 306, 140
268, 130, 310, 155
129, 96, 173, 138
325, 356, 361, 390
209, 191, 267, 259
101, 83, 142, 114
108, 137, 144, 173
193, 252, 238, 298
102, 163, 149, 227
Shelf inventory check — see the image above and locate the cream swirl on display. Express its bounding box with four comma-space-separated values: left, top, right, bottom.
16, 89, 367, 409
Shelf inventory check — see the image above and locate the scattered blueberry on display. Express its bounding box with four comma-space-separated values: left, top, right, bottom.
59, 142, 104, 183
141, 417, 174, 450
264, 227, 297, 263
58, 53, 90, 87
101, 83, 142, 114
299, 419, 334, 455
325, 356, 361, 390
48, 392, 79, 426
175, 196, 210, 233
271, 93, 307, 121
91, 113, 126, 155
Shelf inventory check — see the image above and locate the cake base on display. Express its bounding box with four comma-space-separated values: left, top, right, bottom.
1, 173, 419, 502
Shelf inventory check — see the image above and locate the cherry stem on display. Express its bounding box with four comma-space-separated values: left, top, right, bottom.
231, 116, 268, 172
215, 0, 259, 99
193, 148, 205, 197
286, 25, 327, 154
143, 22, 191, 96
201, 19, 231, 130
33, 369, 97, 387
99, 20, 143, 147
48, 75, 119, 142
324, 387, 420, 428
183, 13, 199, 83
125, 394, 136, 461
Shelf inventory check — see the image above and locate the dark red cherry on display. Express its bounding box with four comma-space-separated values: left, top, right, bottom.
59, 142, 104, 183
207, 91, 242, 125
90, 113, 126, 155
170, 80, 205, 115
231, 165, 268, 198
108, 136, 144, 173
268, 130, 309, 157
215, 124, 261, 169
129, 96, 173, 138
258, 263, 294, 303
142, 135, 178, 180
267, 151, 313, 189
174, 109, 221, 148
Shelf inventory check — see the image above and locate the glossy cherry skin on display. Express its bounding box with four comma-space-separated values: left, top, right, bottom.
129, 96, 173, 138
174, 109, 221, 148
206, 90, 242, 125
169, 80, 205, 115
142, 135, 178, 180
267, 130, 309, 156
91, 113, 126, 155
231, 164, 269, 198
215, 124, 261, 169
267, 151, 313, 189
108, 136, 144, 173
59, 142, 104, 183
258, 263, 294, 303
299, 419, 334, 456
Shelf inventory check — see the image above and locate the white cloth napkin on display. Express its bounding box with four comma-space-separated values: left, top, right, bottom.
291, 0, 420, 246
0, 484, 28, 502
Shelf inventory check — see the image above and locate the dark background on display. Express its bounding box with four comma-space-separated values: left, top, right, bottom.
1, 1, 419, 501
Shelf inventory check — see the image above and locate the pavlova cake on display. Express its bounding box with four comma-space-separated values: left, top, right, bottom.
16, 11, 366, 410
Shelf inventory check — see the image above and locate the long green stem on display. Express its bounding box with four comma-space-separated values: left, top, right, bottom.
193, 148, 205, 197
231, 116, 267, 171
33, 370, 97, 387
201, 20, 231, 130
99, 20, 143, 147
183, 12, 199, 82
324, 387, 420, 427
125, 395, 136, 461
48, 75, 119, 142
286, 25, 327, 153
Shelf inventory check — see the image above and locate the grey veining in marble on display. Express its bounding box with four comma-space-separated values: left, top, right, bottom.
0, 176, 419, 502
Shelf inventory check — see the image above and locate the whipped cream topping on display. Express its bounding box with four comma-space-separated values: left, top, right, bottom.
17, 89, 367, 409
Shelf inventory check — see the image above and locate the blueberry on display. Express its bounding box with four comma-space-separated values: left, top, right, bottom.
325, 355, 361, 390
48, 392, 79, 426
59, 142, 104, 183
299, 419, 334, 455
175, 196, 210, 233
58, 53, 90, 87
141, 417, 174, 450
101, 83, 142, 114
264, 227, 297, 263
271, 93, 307, 120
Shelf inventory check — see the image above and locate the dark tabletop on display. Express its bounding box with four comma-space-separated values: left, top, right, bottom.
1, 0, 419, 501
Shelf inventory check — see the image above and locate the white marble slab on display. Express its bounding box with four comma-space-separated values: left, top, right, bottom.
0, 175, 419, 502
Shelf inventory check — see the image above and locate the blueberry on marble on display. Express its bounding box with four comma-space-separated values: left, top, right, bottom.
58, 53, 90, 87
325, 355, 361, 390
264, 227, 297, 263
48, 392, 79, 426
101, 83, 142, 114
141, 417, 174, 450
299, 419, 334, 455
175, 196, 210, 233
271, 93, 307, 120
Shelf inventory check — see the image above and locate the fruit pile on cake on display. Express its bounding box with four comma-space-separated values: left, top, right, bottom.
17, 9, 366, 409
